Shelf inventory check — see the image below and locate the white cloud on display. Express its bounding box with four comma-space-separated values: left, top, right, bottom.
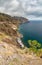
0, 0, 42, 20
10, 0, 19, 9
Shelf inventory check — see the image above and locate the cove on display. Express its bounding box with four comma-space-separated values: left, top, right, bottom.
19, 20, 42, 47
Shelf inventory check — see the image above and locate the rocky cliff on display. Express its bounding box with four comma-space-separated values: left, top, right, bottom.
0, 13, 42, 65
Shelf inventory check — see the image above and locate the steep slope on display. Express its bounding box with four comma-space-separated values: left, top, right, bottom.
0, 13, 42, 65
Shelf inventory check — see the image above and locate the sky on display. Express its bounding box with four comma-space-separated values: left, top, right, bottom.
0, 0, 42, 20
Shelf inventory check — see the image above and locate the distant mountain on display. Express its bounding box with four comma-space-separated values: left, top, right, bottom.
13, 16, 28, 24
0, 13, 28, 24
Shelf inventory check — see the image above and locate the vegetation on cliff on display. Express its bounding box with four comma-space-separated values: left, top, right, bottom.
28, 40, 42, 57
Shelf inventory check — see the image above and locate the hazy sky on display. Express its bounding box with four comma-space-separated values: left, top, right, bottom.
0, 0, 42, 20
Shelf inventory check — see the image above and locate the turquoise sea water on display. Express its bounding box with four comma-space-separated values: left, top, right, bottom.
19, 20, 42, 47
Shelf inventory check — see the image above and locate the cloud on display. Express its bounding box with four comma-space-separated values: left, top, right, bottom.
0, 0, 42, 20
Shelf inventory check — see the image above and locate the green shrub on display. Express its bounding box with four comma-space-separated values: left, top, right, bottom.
28, 40, 41, 49
28, 40, 42, 56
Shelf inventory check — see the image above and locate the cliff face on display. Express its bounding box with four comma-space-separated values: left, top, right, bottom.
0, 13, 42, 65
0, 13, 28, 43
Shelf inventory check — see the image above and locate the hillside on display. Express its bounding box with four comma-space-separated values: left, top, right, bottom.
0, 13, 28, 24
0, 13, 42, 65
0, 13, 28, 40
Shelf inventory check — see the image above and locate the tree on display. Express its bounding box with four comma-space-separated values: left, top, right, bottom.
28, 40, 41, 49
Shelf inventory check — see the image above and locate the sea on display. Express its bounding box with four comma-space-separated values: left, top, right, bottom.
19, 20, 42, 47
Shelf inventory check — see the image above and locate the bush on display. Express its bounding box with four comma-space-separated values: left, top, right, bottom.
28, 40, 41, 49
28, 40, 42, 56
